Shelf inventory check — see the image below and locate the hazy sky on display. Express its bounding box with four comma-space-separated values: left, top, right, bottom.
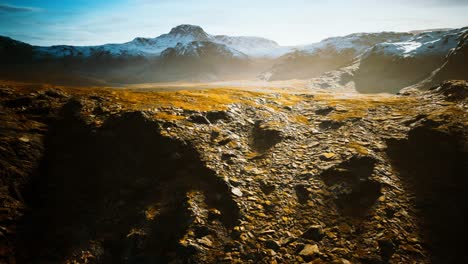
1, 0, 468, 46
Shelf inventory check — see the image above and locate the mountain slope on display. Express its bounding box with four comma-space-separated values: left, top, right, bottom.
413, 31, 468, 89
354, 27, 468, 93
2, 80, 467, 263
0, 25, 257, 84
261, 32, 412, 81
139, 41, 251, 82
212, 35, 292, 57
29, 25, 288, 59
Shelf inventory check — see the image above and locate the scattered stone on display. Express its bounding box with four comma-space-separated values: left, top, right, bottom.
430, 80, 468, 101
3, 80, 464, 263
231, 187, 243, 197
320, 156, 382, 216
299, 244, 320, 257
60, 98, 83, 118
260, 181, 276, 195
301, 225, 324, 242
44, 89, 67, 98
265, 240, 281, 251
315, 106, 335, 116
319, 120, 344, 130
251, 121, 283, 152
206, 111, 230, 123
4, 96, 33, 108
320, 152, 336, 160
378, 239, 396, 261
18, 136, 30, 143
197, 236, 213, 248
189, 114, 211, 124
295, 184, 310, 204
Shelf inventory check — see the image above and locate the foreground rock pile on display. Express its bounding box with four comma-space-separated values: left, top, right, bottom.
0, 81, 467, 263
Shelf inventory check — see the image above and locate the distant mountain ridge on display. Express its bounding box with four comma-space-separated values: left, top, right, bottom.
354, 27, 468, 93
1, 24, 467, 90
260, 32, 413, 81
24, 24, 290, 59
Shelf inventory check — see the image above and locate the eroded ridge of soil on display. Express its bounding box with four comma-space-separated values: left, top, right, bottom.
0, 80, 467, 263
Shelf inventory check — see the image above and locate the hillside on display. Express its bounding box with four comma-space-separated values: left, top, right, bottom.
354, 27, 468, 93
260, 32, 412, 81
0, 80, 467, 263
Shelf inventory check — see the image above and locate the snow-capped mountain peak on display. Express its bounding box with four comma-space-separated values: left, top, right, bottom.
160, 41, 248, 59
29, 24, 292, 59
167, 24, 210, 39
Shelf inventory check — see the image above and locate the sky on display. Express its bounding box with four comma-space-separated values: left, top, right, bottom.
1, 0, 468, 46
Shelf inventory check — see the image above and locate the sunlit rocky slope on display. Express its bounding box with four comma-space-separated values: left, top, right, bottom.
0, 79, 466, 263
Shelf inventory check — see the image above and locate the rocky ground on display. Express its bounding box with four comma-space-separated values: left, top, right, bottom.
0, 80, 467, 264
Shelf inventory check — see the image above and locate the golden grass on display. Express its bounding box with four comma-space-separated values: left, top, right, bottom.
313, 94, 419, 121
290, 115, 309, 124
4, 80, 445, 125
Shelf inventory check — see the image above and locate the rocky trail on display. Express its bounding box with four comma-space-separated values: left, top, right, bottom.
0, 80, 467, 263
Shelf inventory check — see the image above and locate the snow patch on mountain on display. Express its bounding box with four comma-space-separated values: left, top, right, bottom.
33, 24, 286, 59
299, 32, 412, 56
161, 41, 248, 58
212, 35, 292, 57
35, 25, 212, 58
366, 28, 468, 58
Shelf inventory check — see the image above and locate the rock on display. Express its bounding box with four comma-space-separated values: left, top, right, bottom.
301, 225, 324, 242
320, 156, 382, 216
260, 181, 276, 195
4, 96, 33, 108
430, 80, 468, 101
337, 259, 352, 264
315, 106, 335, 116
18, 136, 30, 143
265, 240, 281, 251
378, 239, 395, 261
295, 184, 310, 204
208, 208, 222, 221
319, 120, 343, 130
44, 89, 67, 98
197, 236, 213, 248
251, 121, 283, 152
299, 244, 320, 256
188, 114, 211, 124
221, 153, 237, 164
231, 187, 243, 197
206, 111, 230, 123
319, 153, 336, 160
60, 98, 83, 118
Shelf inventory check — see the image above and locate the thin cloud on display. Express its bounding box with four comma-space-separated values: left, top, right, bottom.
0, 4, 40, 13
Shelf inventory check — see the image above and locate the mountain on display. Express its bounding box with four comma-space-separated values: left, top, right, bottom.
160, 41, 247, 59
260, 32, 412, 81
143, 41, 251, 82
412, 31, 468, 89
0, 25, 263, 84
212, 35, 291, 57
1, 25, 467, 88
27, 25, 288, 59
354, 27, 468, 93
